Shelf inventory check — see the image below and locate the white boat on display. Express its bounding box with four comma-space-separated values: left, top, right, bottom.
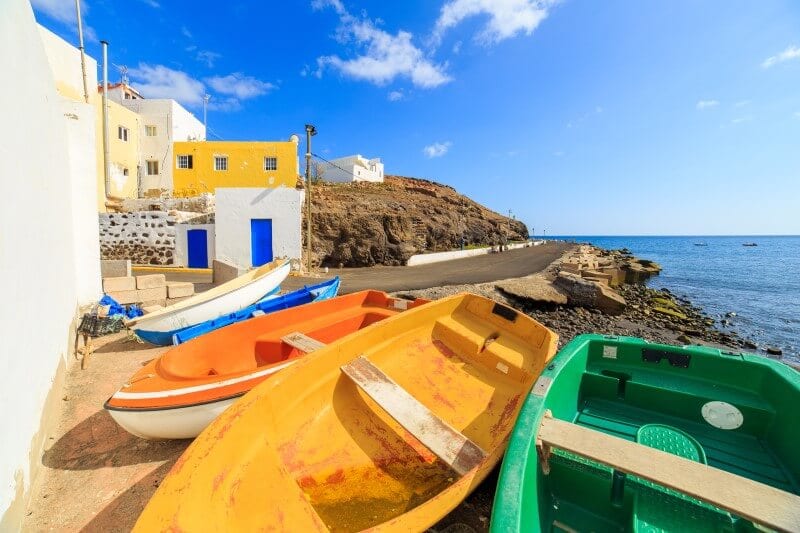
125, 259, 290, 345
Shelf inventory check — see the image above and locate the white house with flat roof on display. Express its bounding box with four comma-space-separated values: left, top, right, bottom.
320, 154, 384, 183
110, 88, 206, 194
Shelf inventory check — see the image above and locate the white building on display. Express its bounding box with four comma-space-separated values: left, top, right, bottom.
215, 188, 305, 269
110, 87, 206, 194
1, 2, 101, 528
320, 154, 384, 183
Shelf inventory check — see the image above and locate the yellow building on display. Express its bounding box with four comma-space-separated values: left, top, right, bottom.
95, 95, 141, 210
172, 140, 299, 195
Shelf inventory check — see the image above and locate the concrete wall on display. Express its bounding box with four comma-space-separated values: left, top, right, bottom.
119, 99, 205, 193
174, 223, 216, 267
0, 0, 101, 527
321, 154, 384, 183
38, 25, 97, 104
99, 212, 176, 265
406, 241, 535, 266
173, 140, 299, 195
215, 187, 304, 268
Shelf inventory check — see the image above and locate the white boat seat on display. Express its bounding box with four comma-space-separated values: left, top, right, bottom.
281, 332, 326, 353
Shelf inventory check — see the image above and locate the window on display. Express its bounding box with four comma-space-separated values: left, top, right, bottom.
177, 154, 193, 169
117, 126, 129, 142
146, 160, 159, 175
214, 156, 228, 171
145, 125, 157, 136
264, 156, 278, 171
123, 168, 129, 176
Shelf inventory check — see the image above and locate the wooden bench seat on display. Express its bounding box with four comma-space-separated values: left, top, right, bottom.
341, 355, 486, 476
536, 411, 800, 532
281, 332, 326, 353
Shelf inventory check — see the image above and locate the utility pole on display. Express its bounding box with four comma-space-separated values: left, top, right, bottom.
75, 0, 89, 103
304, 124, 317, 274
101, 41, 111, 197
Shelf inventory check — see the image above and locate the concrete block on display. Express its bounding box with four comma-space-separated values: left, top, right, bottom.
136, 274, 166, 289
103, 276, 136, 292
581, 270, 613, 283
142, 305, 164, 315
137, 286, 167, 302
213, 259, 246, 286
167, 281, 194, 298
560, 262, 581, 273
101, 259, 131, 278
106, 289, 138, 305
141, 299, 167, 308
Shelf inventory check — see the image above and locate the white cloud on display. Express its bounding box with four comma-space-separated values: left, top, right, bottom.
31, 0, 97, 41
696, 100, 719, 110
388, 90, 404, 101
196, 50, 222, 68
205, 73, 275, 99
128, 64, 206, 106
314, 3, 451, 88
139, 0, 160, 8
762, 45, 800, 68
207, 96, 241, 112
181, 26, 192, 39
433, 0, 554, 46
452, 40, 462, 54
731, 116, 751, 124
794, 112, 800, 119
423, 141, 452, 158
734, 100, 751, 107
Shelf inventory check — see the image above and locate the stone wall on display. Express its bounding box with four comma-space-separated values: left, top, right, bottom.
99, 212, 176, 265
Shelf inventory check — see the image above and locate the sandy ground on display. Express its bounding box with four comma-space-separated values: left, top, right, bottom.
23, 334, 186, 532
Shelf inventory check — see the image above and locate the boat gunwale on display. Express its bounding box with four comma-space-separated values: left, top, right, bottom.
125, 258, 290, 327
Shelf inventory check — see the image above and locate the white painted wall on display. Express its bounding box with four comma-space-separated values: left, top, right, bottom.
119, 99, 205, 192
215, 188, 304, 268
37, 25, 97, 103
321, 154, 384, 183
0, 1, 100, 527
174, 223, 216, 267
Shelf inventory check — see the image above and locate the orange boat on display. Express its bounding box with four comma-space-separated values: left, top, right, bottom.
105, 291, 428, 439
134, 293, 558, 531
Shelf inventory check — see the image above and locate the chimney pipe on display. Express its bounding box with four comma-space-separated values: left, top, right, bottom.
101, 40, 111, 198
75, 0, 89, 103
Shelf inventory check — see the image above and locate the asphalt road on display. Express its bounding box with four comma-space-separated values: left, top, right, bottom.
283, 242, 572, 294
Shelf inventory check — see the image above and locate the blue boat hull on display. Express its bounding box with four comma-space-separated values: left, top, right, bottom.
171, 277, 341, 345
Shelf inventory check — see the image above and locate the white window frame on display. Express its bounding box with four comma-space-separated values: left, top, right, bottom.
214, 155, 228, 171
118, 126, 129, 142
145, 125, 157, 136
264, 156, 278, 171
146, 160, 159, 175
176, 154, 192, 169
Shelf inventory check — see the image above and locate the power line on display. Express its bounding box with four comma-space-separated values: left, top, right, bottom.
310, 152, 361, 181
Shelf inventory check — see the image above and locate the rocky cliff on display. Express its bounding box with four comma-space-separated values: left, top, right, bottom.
307, 175, 528, 267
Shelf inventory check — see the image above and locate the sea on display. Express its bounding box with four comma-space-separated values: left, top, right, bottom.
540, 236, 800, 364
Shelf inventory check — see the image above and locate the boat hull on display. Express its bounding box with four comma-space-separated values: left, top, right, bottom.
491, 334, 800, 532
107, 291, 428, 439
134, 293, 558, 531
128, 259, 290, 346
105, 395, 241, 440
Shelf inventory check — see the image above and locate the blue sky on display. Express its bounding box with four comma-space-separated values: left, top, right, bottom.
33, 0, 800, 235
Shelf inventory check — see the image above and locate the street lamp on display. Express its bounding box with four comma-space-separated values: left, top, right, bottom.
305, 124, 317, 274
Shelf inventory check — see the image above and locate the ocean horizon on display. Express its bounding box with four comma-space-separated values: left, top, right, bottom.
535, 235, 800, 364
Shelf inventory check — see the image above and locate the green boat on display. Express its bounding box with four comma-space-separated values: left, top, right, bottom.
491, 334, 800, 532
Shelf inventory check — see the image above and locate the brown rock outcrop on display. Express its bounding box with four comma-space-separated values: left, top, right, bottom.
495, 275, 568, 305
307, 176, 528, 267
555, 272, 627, 315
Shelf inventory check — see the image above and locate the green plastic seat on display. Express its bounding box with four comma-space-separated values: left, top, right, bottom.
632, 424, 733, 532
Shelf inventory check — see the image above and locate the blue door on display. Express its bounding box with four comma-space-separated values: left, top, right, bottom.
251, 219, 273, 266
187, 229, 209, 268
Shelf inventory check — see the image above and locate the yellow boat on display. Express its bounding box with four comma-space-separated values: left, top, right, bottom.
135, 293, 558, 532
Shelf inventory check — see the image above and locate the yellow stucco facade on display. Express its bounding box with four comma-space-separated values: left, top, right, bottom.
172, 141, 299, 196
95, 99, 141, 210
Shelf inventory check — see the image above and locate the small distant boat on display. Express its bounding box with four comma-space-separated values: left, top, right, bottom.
133, 294, 558, 530
125, 259, 290, 345
106, 291, 428, 439
693, 242, 708, 246
491, 334, 800, 532
742, 242, 758, 247
172, 277, 341, 344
